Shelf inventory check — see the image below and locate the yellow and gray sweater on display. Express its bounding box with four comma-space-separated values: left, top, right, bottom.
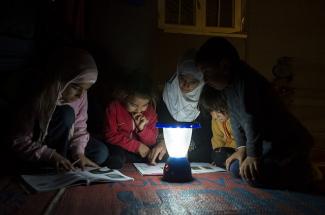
211, 119, 237, 150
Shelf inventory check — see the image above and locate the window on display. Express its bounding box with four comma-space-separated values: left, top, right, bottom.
158, 0, 247, 38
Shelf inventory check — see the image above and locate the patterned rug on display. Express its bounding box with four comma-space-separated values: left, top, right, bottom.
1, 164, 325, 215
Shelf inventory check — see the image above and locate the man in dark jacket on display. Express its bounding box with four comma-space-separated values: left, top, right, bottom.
196, 37, 314, 190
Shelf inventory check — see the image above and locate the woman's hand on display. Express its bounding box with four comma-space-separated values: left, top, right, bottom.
225, 147, 246, 170
147, 142, 167, 165
72, 154, 99, 171
138, 143, 150, 158
239, 156, 260, 181
132, 113, 149, 131
51, 151, 75, 172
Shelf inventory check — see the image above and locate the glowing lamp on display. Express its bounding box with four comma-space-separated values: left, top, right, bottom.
156, 122, 201, 182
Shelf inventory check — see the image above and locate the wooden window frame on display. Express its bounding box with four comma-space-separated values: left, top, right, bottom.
158, 0, 247, 38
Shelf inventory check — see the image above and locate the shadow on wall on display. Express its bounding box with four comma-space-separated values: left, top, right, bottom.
86, 47, 125, 139
271, 56, 295, 107
282, 57, 325, 159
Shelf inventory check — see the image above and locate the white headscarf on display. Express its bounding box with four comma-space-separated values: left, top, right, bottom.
162, 49, 205, 122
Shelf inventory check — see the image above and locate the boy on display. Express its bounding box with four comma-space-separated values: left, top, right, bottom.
200, 86, 237, 168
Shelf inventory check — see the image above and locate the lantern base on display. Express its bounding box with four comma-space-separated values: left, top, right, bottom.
163, 157, 193, 182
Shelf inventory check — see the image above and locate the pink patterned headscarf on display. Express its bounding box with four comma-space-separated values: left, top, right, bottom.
58, 48, 98, 95
12, 47, 99, 156
39, 47, 98, 140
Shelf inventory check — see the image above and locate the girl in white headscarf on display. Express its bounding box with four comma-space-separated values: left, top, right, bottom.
11, 47, 109, 171
148, 49, 212, 164
162, 49, 205, 122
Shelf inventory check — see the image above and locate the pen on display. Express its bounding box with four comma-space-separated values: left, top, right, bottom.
71, 159, 80, 167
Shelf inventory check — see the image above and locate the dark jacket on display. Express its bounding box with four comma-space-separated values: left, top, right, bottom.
224, 62, 313, 160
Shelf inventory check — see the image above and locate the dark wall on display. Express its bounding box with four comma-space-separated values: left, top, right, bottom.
247, 0, 325, 83
1, 0, 324, 155
86, 0, 246, 86
246, 0, 325, 150
86, 0, 325, 151
86, 0, 155, 75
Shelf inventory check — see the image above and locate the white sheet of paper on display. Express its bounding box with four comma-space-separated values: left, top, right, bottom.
133, 162, 225, 176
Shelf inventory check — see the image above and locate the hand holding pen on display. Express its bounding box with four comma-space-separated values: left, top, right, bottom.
72, 154, 99, 171
51, 151, 76, 172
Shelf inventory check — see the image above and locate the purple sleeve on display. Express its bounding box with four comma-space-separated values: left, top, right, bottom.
12, 133, 55, 161
69, 93, 89, 156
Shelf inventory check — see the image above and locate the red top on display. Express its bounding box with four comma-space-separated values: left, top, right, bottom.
104, 100, 158, 153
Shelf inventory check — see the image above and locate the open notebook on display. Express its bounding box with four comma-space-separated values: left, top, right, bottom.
21, 167, 133, 192
133, 162, 225, 176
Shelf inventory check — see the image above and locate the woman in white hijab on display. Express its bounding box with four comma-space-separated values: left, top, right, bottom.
11, 47, 109, 171
148, 49, 212, 164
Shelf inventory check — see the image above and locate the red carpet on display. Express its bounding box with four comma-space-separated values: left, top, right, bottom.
1, 164, 325, 215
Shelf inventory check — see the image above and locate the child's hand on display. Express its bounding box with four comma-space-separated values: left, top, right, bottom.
138, 143, 150, 158
137, 115, 148, 131
240, 156, 260, 181
132, 113, 149, 131
51, 151, 75, 172
147, 142, 167, 165
72, 154, 99, 171
225, 147, 246, 171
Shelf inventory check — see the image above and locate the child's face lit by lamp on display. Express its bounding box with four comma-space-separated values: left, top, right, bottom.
156, 123, 201, 182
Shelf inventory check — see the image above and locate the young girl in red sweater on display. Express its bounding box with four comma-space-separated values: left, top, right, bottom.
104, 73, 159, 169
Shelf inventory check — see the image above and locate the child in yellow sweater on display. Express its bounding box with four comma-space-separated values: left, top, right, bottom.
211, 111, 236, 150
200, 86, 238, 168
